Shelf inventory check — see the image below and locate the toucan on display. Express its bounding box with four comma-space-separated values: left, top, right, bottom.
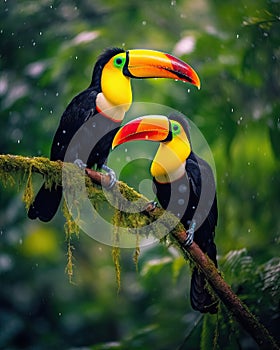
112, 114, 218, 313
28, 48, 200, 222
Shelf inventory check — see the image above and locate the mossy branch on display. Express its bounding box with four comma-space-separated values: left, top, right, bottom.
0, 154, 279, 350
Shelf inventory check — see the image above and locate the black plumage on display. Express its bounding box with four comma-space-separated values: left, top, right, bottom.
153, 115, 218, 313
28, 48, 125, 222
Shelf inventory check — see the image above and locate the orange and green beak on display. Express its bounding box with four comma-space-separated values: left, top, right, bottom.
124, 49, 200, 89
112, 115, 191, 178
112, 115, 170, 149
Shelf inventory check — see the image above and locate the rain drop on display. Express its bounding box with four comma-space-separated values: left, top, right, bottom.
236, 34, 239, 39
237, 116, 243, 125
62, 130, 66, 134
124, 148, 128, 153
142, 20, 147, 26
171, 0, 176, 6
178, 198, 185, 205
55, 92, 59, 96
178, 184, 187, 193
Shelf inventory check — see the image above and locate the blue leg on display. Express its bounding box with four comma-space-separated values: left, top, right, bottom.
74, 159, 87, 170
142, 201, 158, 214
184, 220, 196, 247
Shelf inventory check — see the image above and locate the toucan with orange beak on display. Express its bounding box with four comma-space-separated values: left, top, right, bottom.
112, 114, 218, 313
28, 48, 200, 222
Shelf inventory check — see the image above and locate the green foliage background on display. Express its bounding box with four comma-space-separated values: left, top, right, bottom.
0, 0, 279, 349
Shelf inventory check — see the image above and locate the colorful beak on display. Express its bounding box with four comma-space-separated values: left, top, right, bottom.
125, 49, 200, 89
112, 115, 170, 149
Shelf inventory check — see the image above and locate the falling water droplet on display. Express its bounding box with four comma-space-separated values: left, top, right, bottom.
178, 184, 187, 193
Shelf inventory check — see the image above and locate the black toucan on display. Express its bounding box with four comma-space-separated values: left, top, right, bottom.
28, 48, 201, 222
112, 114, 218, 313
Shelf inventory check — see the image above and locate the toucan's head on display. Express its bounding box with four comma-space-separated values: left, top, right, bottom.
91, 48, 200, 110
112, 114, 192, 181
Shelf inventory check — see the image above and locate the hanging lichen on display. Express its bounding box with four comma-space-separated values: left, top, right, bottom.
62, 200, 80, 238
62, 200, 80, 282
112, 208, 122, 292
66, 239, 76, 285
133, 233, 140, 273
22, 164, 34, 209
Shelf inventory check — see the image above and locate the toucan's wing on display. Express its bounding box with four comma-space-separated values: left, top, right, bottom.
186, 151, 218, 229
50, 88, 98, 162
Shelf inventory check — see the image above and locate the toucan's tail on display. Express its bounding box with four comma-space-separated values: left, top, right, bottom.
28, 183, 62, 222
190, 267, 218, 314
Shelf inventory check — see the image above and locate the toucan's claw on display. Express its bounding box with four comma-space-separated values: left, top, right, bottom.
102, 164, 117, 189
184, 220, 196, 247
74, 159, 87, 170
142, 200, 158, 214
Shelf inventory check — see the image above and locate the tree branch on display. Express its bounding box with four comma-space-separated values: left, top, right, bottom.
0, 154, 279, 349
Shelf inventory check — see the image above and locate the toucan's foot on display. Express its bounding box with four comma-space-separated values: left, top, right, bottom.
101, 164, 117, 189
74, 159, 87, 170
143, 201, 158, 214
184, 220, 196, 247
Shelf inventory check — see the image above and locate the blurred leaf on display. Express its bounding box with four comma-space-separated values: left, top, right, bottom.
141, 256, 172, 277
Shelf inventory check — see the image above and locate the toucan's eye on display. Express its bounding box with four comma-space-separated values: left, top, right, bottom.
171, 121, 181, 135
114, 56, 125, 68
